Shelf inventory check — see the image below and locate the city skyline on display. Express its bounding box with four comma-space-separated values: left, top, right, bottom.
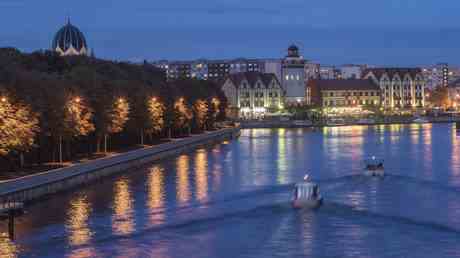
1, 0, 460, 66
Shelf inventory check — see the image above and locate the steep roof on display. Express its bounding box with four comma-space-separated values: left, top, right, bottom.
308, 79, 380, 91
363, 68, 422, 79
225, 72, 280, 88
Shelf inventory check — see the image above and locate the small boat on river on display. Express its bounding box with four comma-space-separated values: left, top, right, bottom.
365, 156, 384, 177
292, 175, 323, 209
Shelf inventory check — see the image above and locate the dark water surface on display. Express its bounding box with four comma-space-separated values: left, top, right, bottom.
2, 124, 460, 258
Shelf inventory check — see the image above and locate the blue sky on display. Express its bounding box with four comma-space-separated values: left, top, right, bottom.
0, 0, 459, 65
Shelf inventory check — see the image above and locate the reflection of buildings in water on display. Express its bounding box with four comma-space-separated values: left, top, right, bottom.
147, 166, 165, 225
422, 124, 433, 177
67, 194, 93, 246
195, 150, 209, 202
112, 179, 135, 235
176, 155, 191, 204
0, 238, 18, 258
451, 129, 460, 176
277, 128, 288, 184
410, 124, 422, 145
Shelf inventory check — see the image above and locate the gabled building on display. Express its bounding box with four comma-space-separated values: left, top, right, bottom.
221, 72, 284, 119
307, 79, 381, 108
363, 68, 425, 109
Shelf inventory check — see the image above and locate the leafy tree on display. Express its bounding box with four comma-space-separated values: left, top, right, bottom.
193, 99, 208, 131
0, 94, 39, 167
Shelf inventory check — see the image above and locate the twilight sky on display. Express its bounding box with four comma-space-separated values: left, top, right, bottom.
1, 0, 459, 66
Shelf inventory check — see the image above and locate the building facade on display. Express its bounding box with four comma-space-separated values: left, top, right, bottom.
154, 58, 264, 81
221, 72, 284, 119
363, 68, 425, 110
448, 78, 460, 108
281, 45, 306, 104
422, 63, 450, 89
308, 79, 381, 108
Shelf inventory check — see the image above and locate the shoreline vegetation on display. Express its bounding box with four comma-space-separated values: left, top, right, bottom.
0, 48, 228, 178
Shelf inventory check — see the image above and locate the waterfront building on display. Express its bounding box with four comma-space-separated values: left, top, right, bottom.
52, 19, 89, 56
281, 45, 306, 104
307, 79, 381, 112
221, 72, 284, 119
263, 58, 283, 83
448, 78, 460, 108
363, 68, 425, 110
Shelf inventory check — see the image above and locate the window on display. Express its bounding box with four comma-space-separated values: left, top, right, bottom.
285, 75, 289, 80
330, 92, 334, 97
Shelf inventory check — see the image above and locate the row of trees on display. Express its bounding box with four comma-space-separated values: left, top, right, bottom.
0, 48, 227, 171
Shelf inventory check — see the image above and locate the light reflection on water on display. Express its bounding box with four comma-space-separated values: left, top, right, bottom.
112, 179, 135, 235
195, 149, 209, 202
66, 194, 92, 246
176, 155, 191, 204
147, 166, 165, 225
7, 124, 460, 258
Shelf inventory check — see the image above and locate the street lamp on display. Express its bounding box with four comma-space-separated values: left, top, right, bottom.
0, 97, 6, 103
75, 97, 81, 103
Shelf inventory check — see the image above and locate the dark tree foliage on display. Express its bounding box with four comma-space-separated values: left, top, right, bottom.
0, 48, 227, 172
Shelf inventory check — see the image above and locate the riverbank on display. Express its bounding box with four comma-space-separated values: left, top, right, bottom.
0, 127, 240, 204
241, 116, 460, 128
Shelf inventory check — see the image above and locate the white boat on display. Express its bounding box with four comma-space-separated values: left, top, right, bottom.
413, 117, 429, 123
364, 156, 384, 177
292, 176, 323, 209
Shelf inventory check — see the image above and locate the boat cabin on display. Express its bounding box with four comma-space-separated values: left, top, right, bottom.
293, 182, 320, 200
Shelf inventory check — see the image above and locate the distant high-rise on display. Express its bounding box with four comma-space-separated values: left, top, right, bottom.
52, 19, 89, 56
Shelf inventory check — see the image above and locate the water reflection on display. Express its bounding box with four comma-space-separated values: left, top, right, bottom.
147, 166, 165, 225
195, 149, 209, 202
66, 194, 93, 246
176, 155, 191, 204
112, 179, 135, 235
277, 128, 287, 184
0, 237, 18, 258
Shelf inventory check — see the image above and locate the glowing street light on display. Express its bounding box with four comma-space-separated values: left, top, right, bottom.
75, 97, 81, 103
0, 97, 6, 103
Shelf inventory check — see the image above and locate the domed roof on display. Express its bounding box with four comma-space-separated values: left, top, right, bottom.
52, 20, 88, 56
287, 44, 300, 58
288, 44, 299, 51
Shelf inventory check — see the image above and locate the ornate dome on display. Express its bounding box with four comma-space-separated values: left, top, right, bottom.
52, 19, 88, 56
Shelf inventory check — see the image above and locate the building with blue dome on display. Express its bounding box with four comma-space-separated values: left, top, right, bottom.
52, 19, 89, 56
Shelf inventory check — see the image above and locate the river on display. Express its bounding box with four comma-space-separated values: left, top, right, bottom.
2, 124, 460, 258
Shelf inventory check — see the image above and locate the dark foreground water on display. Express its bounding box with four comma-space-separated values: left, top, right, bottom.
2, 124, 460, 258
